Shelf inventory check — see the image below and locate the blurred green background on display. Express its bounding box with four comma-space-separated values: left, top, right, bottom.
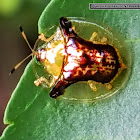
0, 0, 50, 135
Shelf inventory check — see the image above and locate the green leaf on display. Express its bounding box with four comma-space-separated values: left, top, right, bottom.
1, 0, 140, 140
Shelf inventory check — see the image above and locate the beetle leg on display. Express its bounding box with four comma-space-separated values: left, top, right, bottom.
100, 37, 108, 44
49, 79, 71, 98
105, 83, 112, 90
72, 26, 76, 32
90, 32, 108, 45
88, 80, 97, 91
34, 76, 55, 87
38, 33, 56, 43
89, 32, 98, 42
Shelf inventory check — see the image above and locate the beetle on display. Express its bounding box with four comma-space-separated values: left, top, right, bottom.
10, 17, 126, 100
31, 17, 125, 99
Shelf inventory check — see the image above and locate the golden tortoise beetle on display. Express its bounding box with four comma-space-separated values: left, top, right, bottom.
33, 17, 126, 99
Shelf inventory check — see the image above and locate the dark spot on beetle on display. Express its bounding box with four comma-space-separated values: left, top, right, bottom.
48, 17, 124, 98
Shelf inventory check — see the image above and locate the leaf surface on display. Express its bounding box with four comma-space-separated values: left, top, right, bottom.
1, 0, 140, 140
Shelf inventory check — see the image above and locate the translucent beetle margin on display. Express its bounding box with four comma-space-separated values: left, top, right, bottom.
32, 17, 131, 102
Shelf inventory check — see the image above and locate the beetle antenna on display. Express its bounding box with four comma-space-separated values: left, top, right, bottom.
19, 26, 36, 54
9, 53, 32, 75
9, 26, 37, 75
